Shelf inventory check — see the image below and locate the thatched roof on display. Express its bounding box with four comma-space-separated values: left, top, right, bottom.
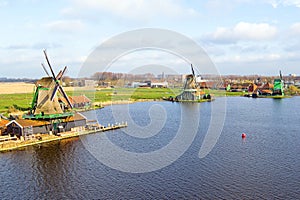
6, 119, 50, 128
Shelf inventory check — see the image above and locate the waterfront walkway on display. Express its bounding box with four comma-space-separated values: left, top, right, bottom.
0, 122, 127, 153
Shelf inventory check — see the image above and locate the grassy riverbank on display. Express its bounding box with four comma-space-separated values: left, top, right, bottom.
0, 87, 244, 114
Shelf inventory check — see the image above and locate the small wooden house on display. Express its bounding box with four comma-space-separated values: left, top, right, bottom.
248, 83, 258, 93
258, 82, 274, 95
260, 82, 274, 90
249, 82, 274, 96
6, 113, 87, 137
62, 112, 87, 131
60, 95, 91, 109
6, 119, 51, 137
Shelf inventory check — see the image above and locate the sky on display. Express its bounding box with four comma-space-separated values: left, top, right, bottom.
1, 0, 300, 78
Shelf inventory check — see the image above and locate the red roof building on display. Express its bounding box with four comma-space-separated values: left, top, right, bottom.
260, 82, 274, 90
60, 95, 91, 109
248, 83, 258, 93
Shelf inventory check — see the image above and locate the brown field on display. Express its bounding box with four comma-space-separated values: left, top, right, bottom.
0, 82, 35, 94
0, 82, 91, 94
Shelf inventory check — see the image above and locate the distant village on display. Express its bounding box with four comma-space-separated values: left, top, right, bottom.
1, 72, 300, 92
45, 72, 300, 94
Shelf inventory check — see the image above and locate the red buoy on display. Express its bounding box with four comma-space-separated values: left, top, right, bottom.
242, 133, 246, 138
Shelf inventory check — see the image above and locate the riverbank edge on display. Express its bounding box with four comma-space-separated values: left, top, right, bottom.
0, 124, 127, 153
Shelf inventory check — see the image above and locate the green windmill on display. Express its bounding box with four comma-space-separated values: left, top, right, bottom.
23, 50, 74, 120
273, 70, 284, 96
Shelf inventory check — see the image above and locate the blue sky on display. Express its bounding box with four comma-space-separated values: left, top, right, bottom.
1, 0, 300, 78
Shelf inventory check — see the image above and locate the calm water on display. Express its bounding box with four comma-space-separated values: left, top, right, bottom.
1, 97, 300, 199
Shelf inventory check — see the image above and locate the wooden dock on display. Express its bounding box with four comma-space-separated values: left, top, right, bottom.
0, 122, 127, 153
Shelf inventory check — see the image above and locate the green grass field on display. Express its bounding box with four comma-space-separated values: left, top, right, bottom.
71, 87, 181, 102
0, 93, 33, 113
0, 88, 243, 114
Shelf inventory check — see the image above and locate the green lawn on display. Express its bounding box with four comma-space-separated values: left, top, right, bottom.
0, 93, 33, 113
0, 88, 244, 114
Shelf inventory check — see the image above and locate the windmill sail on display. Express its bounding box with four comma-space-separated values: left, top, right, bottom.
43, 50, 73, 108
41, 63, 50, 77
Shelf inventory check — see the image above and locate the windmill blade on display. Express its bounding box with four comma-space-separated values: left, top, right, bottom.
50, 84, 59, 101
56, 66, 67, 80
279, 70, 283, 80
191, 64, 195, 77
41, 63, 50, 77
191, 64, 199, 87
43, 49, 57, 81
56, 70, 63, 80
193, 64, 201, 76
58, 85, 73, 109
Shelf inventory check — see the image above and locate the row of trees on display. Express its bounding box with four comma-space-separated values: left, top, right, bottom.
90, 72, 157, 81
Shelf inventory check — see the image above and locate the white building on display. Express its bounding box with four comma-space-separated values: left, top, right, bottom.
151, 81, 168, 88
84, 80, 97, 88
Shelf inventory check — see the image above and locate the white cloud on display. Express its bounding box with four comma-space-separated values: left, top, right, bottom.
4, 42, 62, 50
64, 0, 198, 21
205, 22, 277, 44
267, 0, 281, 8
205, 0, 300, 10
205, 0, 252, 13
45, 20, 85, 33
216, 53, 282, 64
0, 0, 8, 7
234, 22, 277, 40
267, 0, 300, 8
290, 22, 300, 34
283, 0, 300, 7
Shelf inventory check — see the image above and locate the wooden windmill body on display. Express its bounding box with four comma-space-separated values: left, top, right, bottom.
175, 64, 202, 101
34, 77, 64, 115
23, 50, 73, 120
